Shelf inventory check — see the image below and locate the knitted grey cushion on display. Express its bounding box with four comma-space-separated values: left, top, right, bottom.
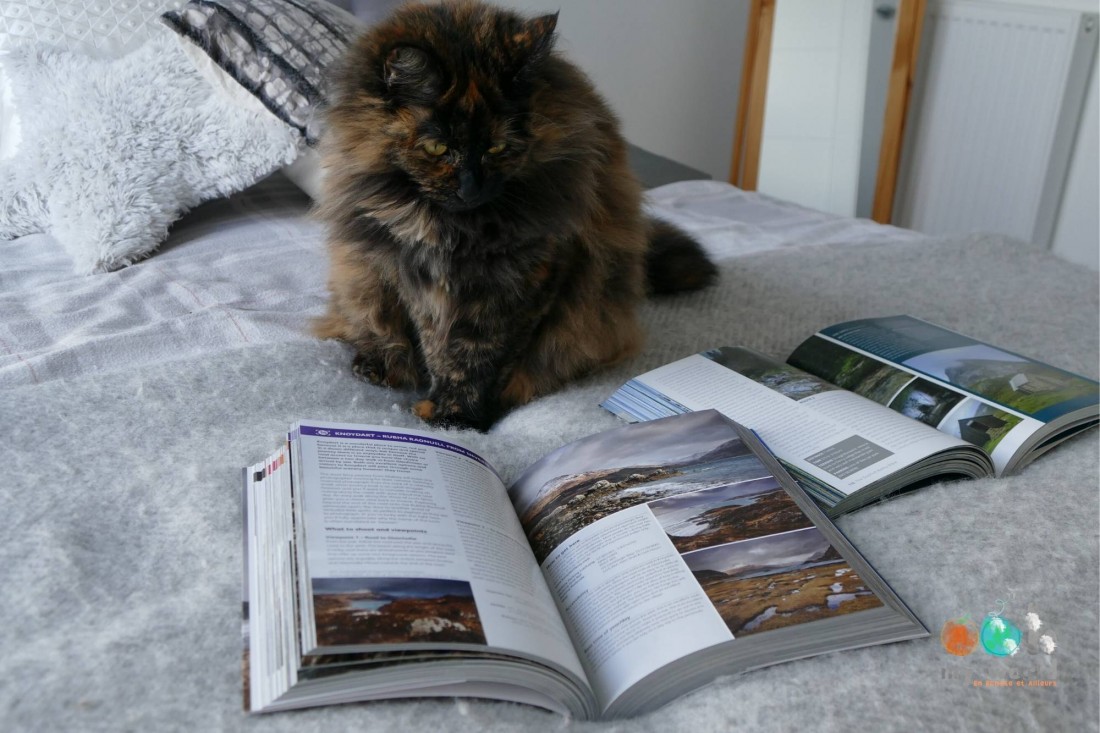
161, 0, 362, 145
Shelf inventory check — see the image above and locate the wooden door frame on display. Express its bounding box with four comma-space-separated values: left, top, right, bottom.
729, 0, 926, 224
729, 0, 775, 192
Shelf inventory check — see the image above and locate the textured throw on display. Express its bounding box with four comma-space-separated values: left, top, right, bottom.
0, 31, 300, 273
2, 234, 1097, 732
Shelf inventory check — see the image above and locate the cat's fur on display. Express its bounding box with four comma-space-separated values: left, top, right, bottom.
314, 1, 716, 430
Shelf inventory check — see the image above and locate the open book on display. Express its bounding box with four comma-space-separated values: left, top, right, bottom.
602, 315, 1099, 516
243, 410, 926, 718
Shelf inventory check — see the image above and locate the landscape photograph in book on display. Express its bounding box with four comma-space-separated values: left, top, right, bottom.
297, 649, 498, 681
241, 603, 250, 709
787, 335, 916, 405
510, 411, 772, 563
311, 577, 486, 647
683, 528, 883, 637
938, 398, 1022, 453
903, 344, 1098, 418
702, 346, 836, 401
887, 378, 966, 427
647, 477, 812, 553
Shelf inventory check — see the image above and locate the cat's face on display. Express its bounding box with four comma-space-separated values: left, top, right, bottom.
340, 3, 559, 213
384, 46, 531, 211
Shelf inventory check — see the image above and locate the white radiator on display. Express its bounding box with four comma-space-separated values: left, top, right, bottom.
893, 0, 1097, 247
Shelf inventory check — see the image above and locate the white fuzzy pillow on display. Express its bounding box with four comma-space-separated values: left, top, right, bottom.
0, 0, 363, 272
0, 1, 190, 161
0, 29, 301, 273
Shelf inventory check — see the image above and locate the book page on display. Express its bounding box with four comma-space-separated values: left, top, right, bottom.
244, 446, 301, 711
290, 422, 586, 683
539, 504, 729, 707
614, 352, 964, 497
508, 411, 888, 711
788, 327, 1059, 474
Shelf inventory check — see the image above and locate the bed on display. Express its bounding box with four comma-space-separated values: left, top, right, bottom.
2, 147, 1097, 732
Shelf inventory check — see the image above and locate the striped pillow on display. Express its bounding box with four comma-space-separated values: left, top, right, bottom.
161, 0, 363, 147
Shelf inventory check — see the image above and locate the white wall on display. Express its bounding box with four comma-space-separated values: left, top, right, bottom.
954, 0, 1098, 270
502, 0, 749, 182
1051, 54, 1098, 270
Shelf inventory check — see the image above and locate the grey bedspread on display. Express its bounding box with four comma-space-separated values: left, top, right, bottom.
2, 221, 1097, 731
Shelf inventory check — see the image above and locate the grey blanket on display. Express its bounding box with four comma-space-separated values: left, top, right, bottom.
3, 233, 1097, 732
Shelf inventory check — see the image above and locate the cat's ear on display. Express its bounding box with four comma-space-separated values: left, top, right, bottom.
383, 45, 443, 103
510, 12, 558, 71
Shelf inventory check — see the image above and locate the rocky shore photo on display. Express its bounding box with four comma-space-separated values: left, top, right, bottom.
311, 577, 486, 648
521, 444, 770, 559
647, 477, 812, 553
511, 411, 779, 562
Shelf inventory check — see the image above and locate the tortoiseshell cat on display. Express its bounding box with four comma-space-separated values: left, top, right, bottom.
315, 1, 717, 430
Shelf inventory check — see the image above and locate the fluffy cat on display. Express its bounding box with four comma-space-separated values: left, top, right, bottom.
314, 1, 716, 430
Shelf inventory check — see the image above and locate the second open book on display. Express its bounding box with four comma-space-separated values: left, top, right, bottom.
603, 316, 1099, 515
244, 410, 925, 718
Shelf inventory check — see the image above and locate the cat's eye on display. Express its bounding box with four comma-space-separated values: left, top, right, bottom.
423, 141, 448, 156
487, 143, 506, 155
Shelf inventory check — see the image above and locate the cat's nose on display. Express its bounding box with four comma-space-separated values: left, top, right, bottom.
457, 169, 481, 202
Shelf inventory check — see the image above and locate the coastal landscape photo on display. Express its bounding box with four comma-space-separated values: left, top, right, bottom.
683, 527, 882, 637
903, 344, 1098, 418
311, 577, 485, 648
510, 411, 772, 563
647, 477, 812, 553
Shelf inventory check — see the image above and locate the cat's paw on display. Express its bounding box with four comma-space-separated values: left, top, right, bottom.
352, 350, 422, 388
411, 397, 490, 431
352, 352, 386, 385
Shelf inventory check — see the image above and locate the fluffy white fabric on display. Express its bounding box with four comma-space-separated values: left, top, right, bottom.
0, 1, 189, 165
0, 30, 300, 273
0, 1, 188, 58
